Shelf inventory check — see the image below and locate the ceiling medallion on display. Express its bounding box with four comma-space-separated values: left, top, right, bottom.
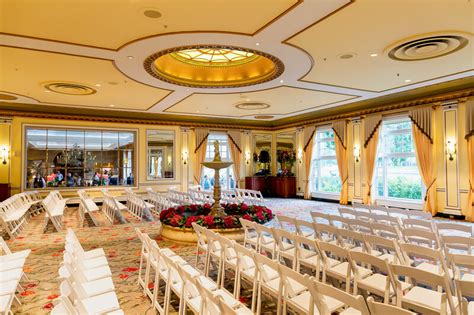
44, 82, 96, 95
144, 45, 284, 88
235, 102, 271, 110
388, 35, 468, 61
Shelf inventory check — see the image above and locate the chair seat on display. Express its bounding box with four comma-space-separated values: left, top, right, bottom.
0, 268, 23, 282
403, 286, 458, 313
187, 296, 202, 313
0, 258, 25, 272
290, 290, 345, 314
0, 280, 19, 295
0, 249, 30, 261
299, 248, 317, 259
378, 253, 396, 263
339, 307, 362, 314
81, 277, 115, 297
214, 289, 240, 308
82, 265, 112, 282
328, 263, 371, 281
82, 247, 106, 260
461, 273, 474, 282
358, 273, 410, 296
85, 199, 100, 212
416, 262, 453, 278
81, 291, 121, 314
246, 235, 258, 245
0, 295, 13, 313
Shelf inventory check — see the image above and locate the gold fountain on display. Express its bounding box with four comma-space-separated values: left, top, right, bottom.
201, 140, 233, 216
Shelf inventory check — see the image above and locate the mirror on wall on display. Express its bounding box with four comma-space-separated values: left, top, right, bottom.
147, 130, 175, 180
276, 132, 296, 176
252, 133, 272, 175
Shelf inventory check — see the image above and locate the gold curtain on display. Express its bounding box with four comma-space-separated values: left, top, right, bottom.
304, 137, 314, 199
412, 124, 437, 215
363, 114, 382, 205
227, 134, 242, 188
363, 128, 380, 205
466, 136, 473, 221
334, 135, 349, 204
193, 128, 209, 185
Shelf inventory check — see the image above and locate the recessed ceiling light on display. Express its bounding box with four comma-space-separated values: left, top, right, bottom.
109, 104, 115, 107
245, 98, 250, 101
370, 53, 378, 57
143, 9, 162, 19
256, 42, 260, 46
44, 90, 51, 93
280, 80, 284, 83
405, 79, 411, 83
95, 84, 101, 87
127, 56, 134, 60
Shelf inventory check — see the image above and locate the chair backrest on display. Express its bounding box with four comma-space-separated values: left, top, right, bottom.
255, 222, 274, 239
354, 209, 372, 221
338, 206, 356, 218
312, 222, 338, 242
436, 222, 473, 237
370, 222, 401, 240
386, 207, 410, 219
403, 218, 435, 231
254, 250, 280, 283
348, 218, 373, 234
192, 222, 208, 248
402, 227, 440, 248
408, 210, 432, 220
276, 214, 297, 231
336, 227, 367, 251
363, 233, 404, 264
310, 211, 330, 224
367, 204, 388, 215
294, 234, 320, 259
233, 242, 257, 275
446, 252, 474, 279
295, 219, 315, 238
371, 214, 401, 228
399, 242, 446, 271
274, 228, 296, 252
279, 263, 313, 299
454, 278, 474, 315
441, 235, 474, 255
348, 250, 390, 278
366, 296, 415, 315
0, 236, 12, 255
318, 241, 349, 262
328, 214, 351, 229
310, 280, 370, 315
239, 218, 257, 236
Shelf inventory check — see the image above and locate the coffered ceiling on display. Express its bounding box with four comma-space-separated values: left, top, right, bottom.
0, 0, 473, 123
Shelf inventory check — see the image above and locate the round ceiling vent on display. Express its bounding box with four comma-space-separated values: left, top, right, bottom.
338, 53, 356, 60
254, 115, 274, 120
388, 35, 468, 61
143, 9, 162, 19
44, 82, 96, 95
235, 102, 271, 110
0, 93, 18, 101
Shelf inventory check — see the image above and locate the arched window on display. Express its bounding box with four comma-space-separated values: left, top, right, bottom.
201, 133, 235, 190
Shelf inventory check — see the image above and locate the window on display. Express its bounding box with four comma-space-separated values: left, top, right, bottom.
147, 130, 175, 180
201, 134, 235, 190
25, 127, 136, 189
374, 118, 423, 201
311, 129, 341, 194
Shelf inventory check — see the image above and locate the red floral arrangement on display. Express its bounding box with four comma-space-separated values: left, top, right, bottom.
160, 203, 273, 229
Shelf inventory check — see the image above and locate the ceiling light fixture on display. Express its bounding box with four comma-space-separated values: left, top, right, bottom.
256, 42, 260, 46
44, 90, 51, 93
370, 53, 378, 57
95, 84, 101, 87
405, 79, 411, 83
109, 104, 115, 107
127, 56, 134, 60
280, 80, 284, 83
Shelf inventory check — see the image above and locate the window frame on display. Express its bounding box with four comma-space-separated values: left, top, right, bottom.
22, 124, 138, 191
202, 133, 235, 190
373, 116, 425, 205
311, 127, 341, 199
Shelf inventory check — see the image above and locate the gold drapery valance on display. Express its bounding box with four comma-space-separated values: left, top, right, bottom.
194, 128, 209, 153
409, 107, 433, 143
332, 120, 347, 149
363, 114, 382, 148
227, 130, 242, 153
466, 97, 474, 139
303, 125, 316, 152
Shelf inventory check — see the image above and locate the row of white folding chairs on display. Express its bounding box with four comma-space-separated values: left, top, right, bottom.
100, 190, 127, 224
167, 189, 194, 205
241, 219, 474, 314
124, 188, 155, 221
188, 188, 214, 205
147, 187, 178, 213
41, 191, 67, 233
221, 189, 241, 204
0, 236, 31, 315
77, 190, 101, 227
234, 188, 265, 206
351, 202, 433, 220
51, 228, 123, 315
192, 224, 421, 315
135, 228, 252, 314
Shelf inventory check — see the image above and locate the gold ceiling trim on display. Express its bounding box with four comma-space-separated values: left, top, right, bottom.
144, 45, 284, 88
2, 88, 472, 131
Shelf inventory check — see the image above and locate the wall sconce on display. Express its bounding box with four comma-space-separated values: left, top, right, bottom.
182, 150, 188, 165
167, 155, 172, 166
353, 145, 361, 163
446, 140, 456, 161
1, 147, 8, 165
297, 149, 303, 164
245, 151, 251, 165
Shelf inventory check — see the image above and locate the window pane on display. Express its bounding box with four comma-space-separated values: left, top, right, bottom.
85, 131, 102, 186
311, 129, 340, 194
318, 159, 341, 193
47, 129, 67, 187
25, 129, 48, 188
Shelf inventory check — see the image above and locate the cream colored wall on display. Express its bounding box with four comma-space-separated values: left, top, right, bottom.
0, 121, 12, 184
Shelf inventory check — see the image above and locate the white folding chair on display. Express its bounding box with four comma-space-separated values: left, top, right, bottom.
363, 234, 405, 264
276, 214, 297, 232
441, 235, 474, 255
402, 227, 440, 248
239, 218, 258, 250
254, 252, 284, 315
366, 296, 416, 315
273, 228, 297, 270
255, 224, 276, 259
295, 219, 315, 239
192, 222, 208, 270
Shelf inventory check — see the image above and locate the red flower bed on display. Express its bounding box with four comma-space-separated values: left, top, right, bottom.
159, 203, 273, 229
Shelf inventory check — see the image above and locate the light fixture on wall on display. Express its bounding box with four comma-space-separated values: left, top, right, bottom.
297, 148, 303, 164
182, 150, 188, 165
245, 151, 251, 165
167, 155, 172, 166
446, 140, 456, 161
1, 147, 8, 165
353, 145, 361, 163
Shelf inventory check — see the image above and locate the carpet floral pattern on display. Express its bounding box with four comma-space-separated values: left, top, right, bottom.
4, 198, 471, 314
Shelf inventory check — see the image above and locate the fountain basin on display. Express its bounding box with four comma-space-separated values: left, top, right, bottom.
161, 225, 244, 244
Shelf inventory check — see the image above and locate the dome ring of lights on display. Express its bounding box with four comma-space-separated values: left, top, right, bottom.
144, 45, 284, 88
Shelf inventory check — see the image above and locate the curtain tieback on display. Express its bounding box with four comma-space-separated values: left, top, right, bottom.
342, 176, 349, 185
424, 178, 436, 201
367, 183, 372, 197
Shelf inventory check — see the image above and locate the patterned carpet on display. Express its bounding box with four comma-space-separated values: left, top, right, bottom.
3, 198, 471, 314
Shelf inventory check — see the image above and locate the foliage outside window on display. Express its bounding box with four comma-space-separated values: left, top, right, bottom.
311, 129, 341, 194
25, 127, 136, 189
374, 118, 423, 201
201, 134, 235, 190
